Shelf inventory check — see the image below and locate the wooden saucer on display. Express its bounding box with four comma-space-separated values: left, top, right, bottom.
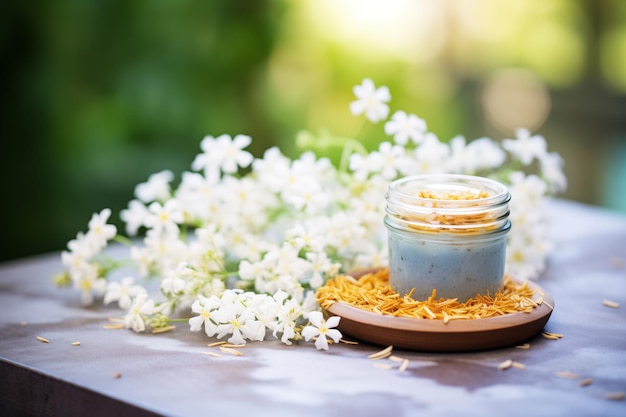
324, 279, 554, 352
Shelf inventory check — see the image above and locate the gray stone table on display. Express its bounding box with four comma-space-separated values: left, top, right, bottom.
1, 199, 626, 417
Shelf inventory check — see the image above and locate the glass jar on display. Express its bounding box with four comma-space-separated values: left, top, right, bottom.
384, 174, 511, 302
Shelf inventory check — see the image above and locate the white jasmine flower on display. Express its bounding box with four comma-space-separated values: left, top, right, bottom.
220, 175, 273, 223
120, 200, 150, 236
135, 170, 174, 203
213, 301, 265, 345
282, 176, 330, 215
325, 211, 367, 255
160, 276, 186, 296
86, 208, 117, 252
384, 111, 427, 145
348, 152, 372, 182
252, 146, 291, 193
124, 293, 155, 333
304, 251, 339, 289
280, 153, 331, 204
292, 151, 334, 180
189, 295, 221, 337
143, 228, 189, 276
539, 152, 567, 193
251, 295, 281, 333
286, 222, 327, 253
346, 177, 387, 227
272, 244, 309, 278
192, 135, 222, 180
238, 259, 267, 284
199, 278, 227, 299
273, 297, 304, 345
502, 128, 547, 165
252, 245, 308, 296
300, 290, 319, 314
412, 132, 450, 174
508, 171, 547, 207
464, 137, 507, 172
192, 134, 253, 179
226, 230, 271, 262
353, 243, 388, 270
216, 134, 254, 174
447, 135, 506, 174
349, 78, 391, 123
66, 231, 92, 257
73, 262, 107, 306
302, 311, 342, 351
175, 171, 219, 223
130, 245, 153, 278
145, 200, 184, 235
62, 233, 94, 275
366, 141, 412, 180
506, 233, 551, 281
446, 135, 474, 174
104, 277, 147, 310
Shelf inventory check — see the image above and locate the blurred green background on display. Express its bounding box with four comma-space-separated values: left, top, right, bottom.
1, 0, 625, 262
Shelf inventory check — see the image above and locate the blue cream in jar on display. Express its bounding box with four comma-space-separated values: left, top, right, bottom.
384, 174, 511, 302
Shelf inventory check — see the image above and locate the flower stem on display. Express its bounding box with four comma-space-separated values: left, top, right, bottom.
338, 138, 369, 174
352, 117, 367, 139
113, 235, 133, 246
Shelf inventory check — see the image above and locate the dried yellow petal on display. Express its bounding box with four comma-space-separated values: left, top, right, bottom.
515, 343, 530, 349
36, 336, 49, 343
113, 372, 122, 379
512, 361, 525, 370
71, 342, 81, 346
398, 359, 410, 372
151, 325, 176, 334
208, 341, 226, 347
368, 345, 393, 360
605, 392, 625, 401
498, 359, 513, 370
108, 317, 124, 323
317, 270, 540, 321
602, 299, 620, 309
219, 346, 243, 356
554, 370, 580, 379
201, 351, 222, 357
610, 257, 625, 269
579, 378, 593, 387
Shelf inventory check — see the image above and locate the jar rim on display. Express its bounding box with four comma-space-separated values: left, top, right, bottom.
384, 215, 511, 239
387, 174, 510, 208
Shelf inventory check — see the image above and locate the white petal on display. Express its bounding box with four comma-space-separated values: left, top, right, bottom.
314, 335, 330, 350
301, 325, 319, 342
189, 315, 204, 332
233, 134, 252, 148
307, 311, 323, 327
350, 100, 366, 116
325, 315, 341, 328
228, 329, 246, 345
326, 328, 342, 343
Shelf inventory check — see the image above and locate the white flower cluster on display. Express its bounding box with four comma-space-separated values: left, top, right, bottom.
58, 78, 566, 350
60, 209, 117, 305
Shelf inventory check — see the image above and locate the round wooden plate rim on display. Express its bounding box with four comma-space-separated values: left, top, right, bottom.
325, 279, 554, 335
